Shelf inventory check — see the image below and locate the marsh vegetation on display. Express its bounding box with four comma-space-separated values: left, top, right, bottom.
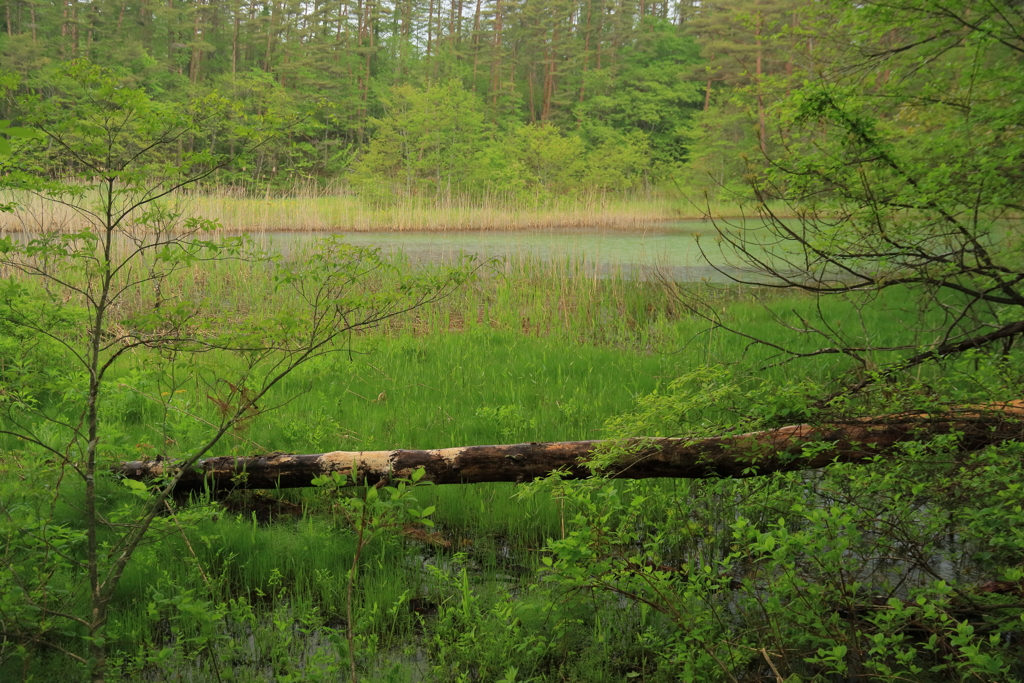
10, 240, 1020, 683
3, 0, 1024, 680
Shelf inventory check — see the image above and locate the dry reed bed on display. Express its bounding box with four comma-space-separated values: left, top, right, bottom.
0, 188, 754, 234
193, 195, 681, 232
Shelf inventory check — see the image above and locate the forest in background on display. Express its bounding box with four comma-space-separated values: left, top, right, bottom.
2, 0, 1024, 680
1, 0, 814, 200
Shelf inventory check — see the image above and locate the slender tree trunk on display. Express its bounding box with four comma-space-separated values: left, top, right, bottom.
167, 0, 174, 67
189, 0, 203, 83
246, 0, 257, 63
456, 0, 464, 43
334, 0, 347, 66
470, 0, 482, 89
755, 3, 766, 155
264, 0, 277, 71
280, 15, 289, 86
579, 0, 593, 105
426, 0, 433, 57
433, 0, 443, 75
448, 0, 456, 49
86, 184, 119, 683
362, 0, 372, 103
490, 0, 502, 107
527, 62, 537, 122
86, 2, 94, 59
231, 3, 240, 80
787, 8, 796, 80
71, 0, 78, 57
542, 24, 557, 120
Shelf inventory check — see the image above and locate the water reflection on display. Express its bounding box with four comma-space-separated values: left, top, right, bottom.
247, 221, 777, 283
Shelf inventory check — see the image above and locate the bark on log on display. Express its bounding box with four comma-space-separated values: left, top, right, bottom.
116, 402, 1024, 493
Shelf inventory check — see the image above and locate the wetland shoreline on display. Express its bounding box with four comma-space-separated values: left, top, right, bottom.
0, 188, 795, 234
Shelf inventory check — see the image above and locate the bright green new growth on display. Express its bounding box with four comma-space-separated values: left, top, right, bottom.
3, 0, 1024, 680
0, 62, 474, 683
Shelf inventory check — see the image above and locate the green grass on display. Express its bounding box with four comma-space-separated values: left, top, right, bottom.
3, 243, 1009, 682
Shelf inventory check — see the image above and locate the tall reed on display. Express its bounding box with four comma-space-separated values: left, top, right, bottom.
0, 184, 788, 233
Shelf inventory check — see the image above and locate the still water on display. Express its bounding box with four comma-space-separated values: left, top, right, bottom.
249, 220, 771, 282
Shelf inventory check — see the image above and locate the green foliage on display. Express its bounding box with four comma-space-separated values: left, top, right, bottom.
350, 81, 655, 200
351, 80, 495, 201
3, 4, 1024, 680
0, 0, 716, 194
0, 62, 472, 682
0, 119, 40, 158
601, 364, 818, 443
534, 358, 1024, 681
578, 17, 704, 173
475, 404, 538, 443
12, 60, 247, 183
504, 123, 585, 196
3, 251, 1021, 680
677, 101, 762, 198
313, 466, 436, 683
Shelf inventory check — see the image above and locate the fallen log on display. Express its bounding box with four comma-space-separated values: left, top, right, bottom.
115, 402, 1024, 493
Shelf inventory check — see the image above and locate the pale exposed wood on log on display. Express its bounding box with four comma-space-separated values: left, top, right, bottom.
116, 402, 1024, 492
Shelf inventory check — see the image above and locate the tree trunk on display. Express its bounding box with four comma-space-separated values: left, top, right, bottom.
71, 0, 78, 57
490, 0, 502, 107
189, 0, 203, 84
264, 0, 277, 71
755, 2, 766, 155
579, 0, 593, 105
470, 0, 481, 89
166, 0, 173, 66
231, 4, 239, 80
426, 0, 433, 57
542, 25, 557, 120
117, 403, 1024, 493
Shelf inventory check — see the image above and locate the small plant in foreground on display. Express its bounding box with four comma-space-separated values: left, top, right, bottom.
312, 466, 436, 683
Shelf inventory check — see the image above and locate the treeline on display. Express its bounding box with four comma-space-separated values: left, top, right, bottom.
0, 0, 816, 198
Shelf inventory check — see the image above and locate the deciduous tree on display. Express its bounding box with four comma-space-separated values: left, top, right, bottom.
0, 61, 471, 681
696, 0, 1024, 399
